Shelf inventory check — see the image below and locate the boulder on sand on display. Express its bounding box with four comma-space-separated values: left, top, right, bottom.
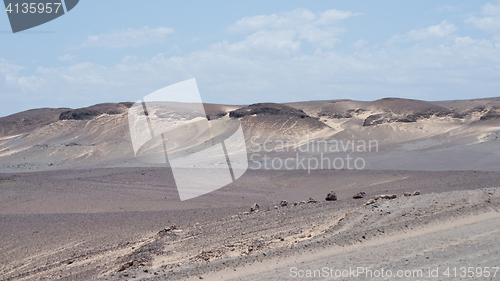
280, 200, 288, 207
325, 191, 337, 201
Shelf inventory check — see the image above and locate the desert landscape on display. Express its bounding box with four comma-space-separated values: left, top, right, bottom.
1, 97, 500, 280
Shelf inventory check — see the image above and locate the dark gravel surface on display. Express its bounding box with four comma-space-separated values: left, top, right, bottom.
0, 168, 499, 280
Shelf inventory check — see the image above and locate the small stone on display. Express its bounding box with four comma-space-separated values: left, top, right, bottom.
374, 194, 397, 200
280, 200, 288, 207
402, 192, 412, 197
250, 203, 259, 212
325, 190, 337, 201
363, 199, 376, 206
307, 197, 317, 203
413, 190, 420, 196
353, 192, 367, 199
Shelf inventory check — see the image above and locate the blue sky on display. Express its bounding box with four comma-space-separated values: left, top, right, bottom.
1, 1, 500, 117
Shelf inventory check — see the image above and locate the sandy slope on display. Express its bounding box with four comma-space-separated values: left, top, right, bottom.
1, 97, 500, 172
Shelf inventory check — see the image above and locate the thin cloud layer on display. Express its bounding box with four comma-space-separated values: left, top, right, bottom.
78, 26, 175, 49
466, 3, 500, 33
390, 20, 458, 43
227, 8, 358, 50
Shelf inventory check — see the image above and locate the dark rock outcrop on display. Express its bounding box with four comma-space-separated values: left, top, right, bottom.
325, 191, 337, 201
229, 103, 309, 119
59, 103, 131, 121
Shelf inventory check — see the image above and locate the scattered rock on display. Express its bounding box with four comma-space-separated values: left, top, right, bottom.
280, 200, 288, 207
353, 192, 367, 199
402, 192, 412, 197
307, 197, 317, 203
325, 191, 337, 201
158, 224, 177, 234
293, 202, 299, 206
413, 190, 420, 196
191, 250, 224, 262
374, 194, 397, 200
363, 199, 376, 206
250, 203, 259, 213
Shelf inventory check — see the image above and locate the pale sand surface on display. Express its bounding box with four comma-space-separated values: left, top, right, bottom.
188, 211, 500, 280
1, 168, 499, 280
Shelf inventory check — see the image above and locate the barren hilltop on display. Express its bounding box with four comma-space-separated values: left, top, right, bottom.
1, 97, 500, 172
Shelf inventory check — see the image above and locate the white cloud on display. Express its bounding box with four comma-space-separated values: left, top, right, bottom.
227, 8, 356, 50
212, 30, 301, 57
0, 59, 23, 74
466, 3, 500, 33
57, 54, 77, 62
314, 10, 362, 25
390, 20, 458, 43
78, 26, 174, 48
5, 30, 500, 109
0, 59, 24, 90
481, 2, 500, 16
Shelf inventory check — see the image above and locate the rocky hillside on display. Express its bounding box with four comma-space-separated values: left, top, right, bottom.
0, 97, 499, 172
